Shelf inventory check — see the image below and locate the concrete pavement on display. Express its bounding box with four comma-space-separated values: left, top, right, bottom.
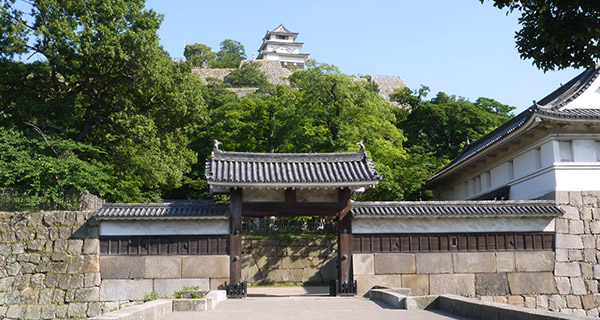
161, 295, 474, 320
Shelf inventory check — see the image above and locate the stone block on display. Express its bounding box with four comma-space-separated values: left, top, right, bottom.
496, 252, 515, 272
582, 263, 594, 279
525, 296, 536, 308
75, 287, 99, 302
99, 279, 153, 301
555, 262, 581, 277
507, 272, 557, 295
556, 277, 571, 294
452, 252, 495, 273
556, 191, 569, 204
555, 218, 569, 233
570, 220, 584, 234
562, 206, 580, 220
67, 255, 99, 273
67, 239, 83, 255
571, 277, 587, 295
549, 295, 566, 311
475, 273, 509, 296
82, 239, 99, 254
402, 274, 429, 296
352, 254, 374, 275
429, 274, 475, 296
567, 295, 582, 308
514, 251, 554, 272
582, 295, 596, 310
555, 234, 584, 249
507, 295, 524, 307
100, 256, 143, 279
354, 275, 402, 297
153, 278, 209, 298
374, 254, 415, 274
144, 256, 181, 278
67, 302, 87, 318
280, 256, 311, 269
6, 305, 23, 319
302, 268, 322, 283
536, 295, 549, 309
569, 250, 583, 261
493, 296, 507, 304
416, 253, 452, 274
172, 299, 207, 312
182, 256, 229, 278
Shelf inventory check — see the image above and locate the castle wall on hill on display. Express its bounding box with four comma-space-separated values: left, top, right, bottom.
192, 60, 406, 102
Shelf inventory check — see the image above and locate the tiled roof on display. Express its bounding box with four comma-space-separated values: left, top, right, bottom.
96, 200, 229, 219
429, 66, 600, 183
205, 142, 381, 189
352, 201, 563, 217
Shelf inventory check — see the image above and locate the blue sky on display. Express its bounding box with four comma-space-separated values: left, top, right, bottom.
146, 0, 581, 114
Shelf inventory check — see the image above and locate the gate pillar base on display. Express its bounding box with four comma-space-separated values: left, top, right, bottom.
329, 279, 357, 297
225, 281, 247, 298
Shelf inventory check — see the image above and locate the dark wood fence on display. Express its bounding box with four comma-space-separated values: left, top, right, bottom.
353, 232, 554, 253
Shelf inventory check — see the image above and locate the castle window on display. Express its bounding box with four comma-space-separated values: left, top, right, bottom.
534, 147, 542, 169
559, 141, 573, 162
276, 35, 288, 40
508, 160, 514, 180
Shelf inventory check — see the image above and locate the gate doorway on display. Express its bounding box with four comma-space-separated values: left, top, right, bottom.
204, 142, 381, 298
241, 216, 337, 289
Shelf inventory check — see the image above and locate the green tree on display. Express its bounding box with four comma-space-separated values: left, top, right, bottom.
184, 43, 216, 67
225, 61, 268, 87
0, 0, 206, 202
481, 0, 600, 71
211, 39, 246, 68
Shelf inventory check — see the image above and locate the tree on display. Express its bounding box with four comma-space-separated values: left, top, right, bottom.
184, 43, 216, 67
211, 39, 246, 68
0, 0, 207, 202
481, 0, 600, 71
225, 61, 269, 87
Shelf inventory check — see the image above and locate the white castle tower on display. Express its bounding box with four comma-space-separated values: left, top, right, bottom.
257, 24, 309, 69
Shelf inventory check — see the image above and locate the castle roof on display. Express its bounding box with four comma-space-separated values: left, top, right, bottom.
428, 66, 600, 186
267, 24, 298, 36
96, 200, 230, 220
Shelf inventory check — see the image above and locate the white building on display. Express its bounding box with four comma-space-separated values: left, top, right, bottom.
428, 65, 600, 200
257, 24, 309, 69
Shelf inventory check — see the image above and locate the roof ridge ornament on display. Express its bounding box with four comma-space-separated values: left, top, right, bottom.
595, 58, 600, 69
214, 140, 222, 152
356, 141, 365, 152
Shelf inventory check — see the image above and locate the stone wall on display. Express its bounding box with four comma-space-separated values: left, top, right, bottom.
352, 191, 600, 317
553, 191, 600, 317
0, 211, 101, 319
368, 75, 406, 106
241, 238, 337, 285
98, 255, 229, 303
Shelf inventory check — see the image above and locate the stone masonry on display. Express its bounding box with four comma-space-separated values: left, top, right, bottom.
0, 211, 101, 320
353, 191, 600, 318
241, 238, 337, 285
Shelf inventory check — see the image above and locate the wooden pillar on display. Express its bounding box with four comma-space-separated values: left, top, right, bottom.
229, 188, 242, 284
337, 188, 352, 284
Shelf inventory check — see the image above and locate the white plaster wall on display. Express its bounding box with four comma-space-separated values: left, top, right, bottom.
573, 140, 597, 162
100, 219, 229, 236
513, 149, 538, 179
540, 140, 554, 167
490, 162, 511, 190
353, 216, 555, 234
555, 164, 600, 191
561, 75, 600, 110
509, 169, 556, 200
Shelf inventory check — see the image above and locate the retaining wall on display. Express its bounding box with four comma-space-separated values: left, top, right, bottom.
241, 238, 337, 285
0, 211, 101, 319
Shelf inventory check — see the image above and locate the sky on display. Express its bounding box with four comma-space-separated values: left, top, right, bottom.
146, 0, 582, 114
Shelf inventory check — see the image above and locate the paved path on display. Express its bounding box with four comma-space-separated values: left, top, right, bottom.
162, 295, 473, 320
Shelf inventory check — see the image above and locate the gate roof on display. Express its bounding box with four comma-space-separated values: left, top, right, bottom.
205, 141, 381, 192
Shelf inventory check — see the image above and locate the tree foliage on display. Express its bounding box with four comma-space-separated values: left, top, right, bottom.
0, 0, 206, 202
184, 43, 216, 67
481, 0, 600, 71
211, 39, 246, 68
225, 61, 268, 87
